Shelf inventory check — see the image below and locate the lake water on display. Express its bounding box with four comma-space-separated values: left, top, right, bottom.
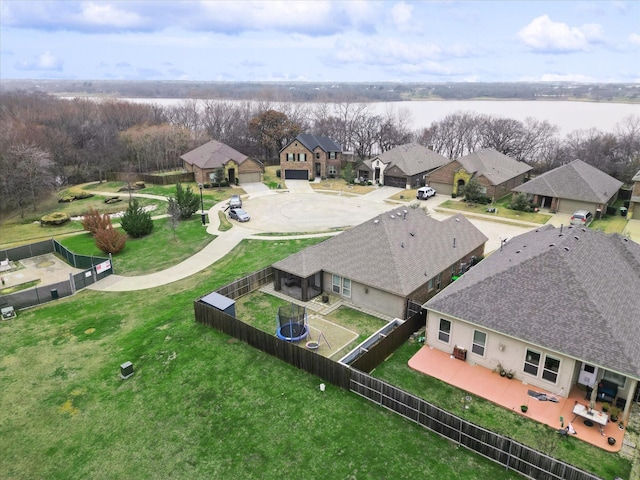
114, 97, 639, 135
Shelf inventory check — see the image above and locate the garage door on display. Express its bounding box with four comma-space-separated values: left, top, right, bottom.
384, 176, 406, 188
284, 170, 309, 180
238, 172, 261, 184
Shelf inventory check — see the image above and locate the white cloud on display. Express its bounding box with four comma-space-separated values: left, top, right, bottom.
77, 2, 144, 28
391, 2, 413, 29
518, 15, 603, 53
539, 73, 594, 82
15, 51, 63, 71
629, 33, 640, 46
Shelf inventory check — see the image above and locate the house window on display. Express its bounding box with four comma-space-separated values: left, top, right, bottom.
524, 349, 541, 376
438, 318, 451, 343
287, 153, 294, 162
316, 152, 320, 159
331, 274, 351, 297
602, 370, 626, 388
298, 153, 306, 162
542, 355, 561, 383
436, 273, 441, 290
328, 165, 337, 177
471, 330, 486, 356
329, 151, 336, 159
428, 278, 434, 290
342, 278, 351, 297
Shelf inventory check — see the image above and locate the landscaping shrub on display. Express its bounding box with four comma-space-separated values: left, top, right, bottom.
82, 208, 112, 235
171, 183, 200, 219
40, 212, 70, 226
510, 193, 535, 212
94, 225, 126, 254
120, 199, 153, 238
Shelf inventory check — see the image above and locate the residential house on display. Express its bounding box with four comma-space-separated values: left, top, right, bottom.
272, 208, 487, 319
279, 134, 342, 180
423, 225, 640, 421
425, 147, 532, 200
355, 143, 450, 188
181, 139, 263, 185
512, 159, 623, 215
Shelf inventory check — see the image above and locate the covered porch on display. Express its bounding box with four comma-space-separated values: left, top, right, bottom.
408, 346, 627, 452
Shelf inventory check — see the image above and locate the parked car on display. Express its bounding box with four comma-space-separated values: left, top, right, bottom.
570, 210, 593, 226
229, 194, 242, 209
229, 208, 250, 222
416, 186, 436, 200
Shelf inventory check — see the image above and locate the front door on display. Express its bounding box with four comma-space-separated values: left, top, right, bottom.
315, 162, 321, 178
228, 168, 236, 184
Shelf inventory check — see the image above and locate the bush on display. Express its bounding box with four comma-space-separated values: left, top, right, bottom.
82, 208, 112, 235
452, 193, 457, 198
94, 226, 126, 254
510, 193, 534, 212
171, 183, 200, 220
40, 212, 70, 226
120, 199, 153, 238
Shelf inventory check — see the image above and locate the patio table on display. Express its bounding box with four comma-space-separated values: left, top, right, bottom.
572, 403, 608, 426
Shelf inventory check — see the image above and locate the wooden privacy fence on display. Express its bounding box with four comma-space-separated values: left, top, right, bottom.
350, 371, 601, 480
106, 171, 194, 185
215, 267, 273, 300
194, 272, 601, 480
194, 300, 350, 389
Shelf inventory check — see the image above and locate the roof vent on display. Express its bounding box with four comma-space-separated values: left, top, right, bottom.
516, 250, 522, 254
574, 236, 579, 240
373, 219, 379, 224
401, 242, 404, 248
564, 247, 570, 251
410, 232, 415, 237
549, 243, 556, 247
390, 215, 395, 219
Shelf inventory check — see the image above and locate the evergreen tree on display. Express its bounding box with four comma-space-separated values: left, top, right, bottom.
172, 183, 200, 219
120, 199, 153, 238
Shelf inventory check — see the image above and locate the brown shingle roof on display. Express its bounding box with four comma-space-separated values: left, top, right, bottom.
181, 140, 249, 169
458, 148, 532, 185
513, 159, 623, 202
273, 208, 487, 297
375, 143, 450, 176
426, 226, 640, 379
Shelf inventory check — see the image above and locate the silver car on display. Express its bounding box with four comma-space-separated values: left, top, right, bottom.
570, 210, 593, 226
229, 194, 242, 209
229, 208, 250, 222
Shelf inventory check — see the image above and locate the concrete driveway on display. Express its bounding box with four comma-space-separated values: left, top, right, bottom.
284, 179, 314, 193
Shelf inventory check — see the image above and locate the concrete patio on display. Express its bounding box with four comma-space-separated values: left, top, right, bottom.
408, 346, 627, 452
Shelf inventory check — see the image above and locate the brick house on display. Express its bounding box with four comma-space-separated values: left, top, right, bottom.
181, 139, 263, 185
279, 134, 342, 180
425, 148, 532, 200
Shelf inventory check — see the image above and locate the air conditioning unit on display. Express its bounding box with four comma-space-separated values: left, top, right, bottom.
120, 361, 134, 379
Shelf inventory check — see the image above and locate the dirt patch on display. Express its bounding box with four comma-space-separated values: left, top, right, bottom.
300, 315, 359, 359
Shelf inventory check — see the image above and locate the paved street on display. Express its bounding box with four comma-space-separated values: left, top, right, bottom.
88, 185, 552, 292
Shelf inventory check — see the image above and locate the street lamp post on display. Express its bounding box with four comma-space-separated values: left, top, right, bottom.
198, 183, 206, 225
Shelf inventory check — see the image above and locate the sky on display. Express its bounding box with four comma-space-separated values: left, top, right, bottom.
1, 0, 639, 83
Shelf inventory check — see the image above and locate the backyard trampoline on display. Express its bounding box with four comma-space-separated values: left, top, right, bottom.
276, 303, 308, 342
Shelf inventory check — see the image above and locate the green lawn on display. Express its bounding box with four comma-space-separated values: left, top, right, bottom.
0, 239, 521, 480
59, 217, 216, 276
438, 199, 552, 224
372, 342, 631, 480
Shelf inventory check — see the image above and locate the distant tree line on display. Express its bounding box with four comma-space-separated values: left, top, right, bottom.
1, 91, 638, 217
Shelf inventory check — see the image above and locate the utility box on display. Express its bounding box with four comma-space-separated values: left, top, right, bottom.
120, 361, 134, 379
50, 289, 59, 299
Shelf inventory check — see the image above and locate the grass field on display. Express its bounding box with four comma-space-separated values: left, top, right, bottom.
59, 217, 216, 276
0, 239, 523, 480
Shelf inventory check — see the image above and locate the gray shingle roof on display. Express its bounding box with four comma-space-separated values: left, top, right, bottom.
425, 226, 640, 379
180, 140, 249, 169
273, 208, 487, 297
458, 148, 532, 185
513, 159, 623, 202
375, 143, 450, 176
295, 134, 341, 153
